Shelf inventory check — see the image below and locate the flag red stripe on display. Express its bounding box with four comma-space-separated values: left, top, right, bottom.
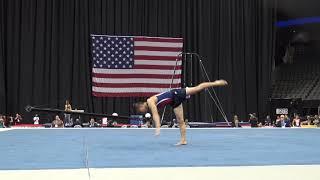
135, 37, 183, 43
134, 55, 181, 61
93, 73, 181, 79
134, 46, 182, 52
93, 92, 175, 97
92, 82, 181, 88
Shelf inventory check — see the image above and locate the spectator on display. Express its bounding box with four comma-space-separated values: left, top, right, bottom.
2, 115, 9, 127
52, 115, 64, 128
64, 100, 72, 125
0, 116, 5, 128
314, 115, 320, 127
284, 115, 291, 127
8, 116, 14, 126
301, 115, 312, 125
14, 113, 22, 125
275, 115, 281, 127
89, 118, 99, 127
280, 115, 286, 127
64, 100, 72, 112
102, 117, 108, 127
233, 115, 239, 127
249, 113, 258, 127
172, 118, 178, 128
74, 117, 82, 127
264, 115, 272, 126
185, 119, 190, 128
276, 115, 286, 127
33, 114, 40, 125
292, 115, 301, 127
144, 113, 152, 128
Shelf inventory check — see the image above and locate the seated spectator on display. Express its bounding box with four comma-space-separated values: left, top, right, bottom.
185, 119, 190, 128
52, 115, 64, 128
313, 115, 319, 127
144, 113, 152, 128
89, 118, 95, 126
14, 113, 22, 125
0, 116, 5, 128
292, 115, 301, 127
33, 114, 40, 125
301, 115, 312, 125
171, 118, 178, 128
89, 118, 99, 127
264, 115, 272, 126
74, 117, 82, 127
249, 113, 258, 127
233, 115, 240, 127
284, 115, 291, 127
276, 115, 286, 127
8, 116, 14, 127
2, 115, 9, 127
275, 115, 281, 127
101, 117, 108, 127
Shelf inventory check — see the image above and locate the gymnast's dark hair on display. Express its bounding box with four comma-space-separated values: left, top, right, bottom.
133, 101, 146, 114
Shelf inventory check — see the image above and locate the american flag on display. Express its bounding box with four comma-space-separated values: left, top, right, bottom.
90, 35, 183, 97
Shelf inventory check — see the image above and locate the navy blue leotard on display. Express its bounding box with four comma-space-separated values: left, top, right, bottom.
155, 88, 190, 108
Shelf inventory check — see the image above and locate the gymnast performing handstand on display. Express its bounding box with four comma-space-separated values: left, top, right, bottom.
135, 79, 228, 145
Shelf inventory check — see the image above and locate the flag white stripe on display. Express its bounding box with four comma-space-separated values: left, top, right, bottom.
134, 60, 182, 66
135, 41, 183, 48
134, 50, 181, 57
92, 68, 181, 75
92, 87, 172, 93
92, 77, 181, 84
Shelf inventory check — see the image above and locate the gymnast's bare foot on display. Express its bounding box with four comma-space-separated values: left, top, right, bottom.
175, 140, 187, 146
215, 79, 228, 86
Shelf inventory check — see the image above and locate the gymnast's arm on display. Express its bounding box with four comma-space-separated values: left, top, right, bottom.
147, 96, 161, 135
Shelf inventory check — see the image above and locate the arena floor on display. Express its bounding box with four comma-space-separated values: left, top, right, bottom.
0, 128, 320, 180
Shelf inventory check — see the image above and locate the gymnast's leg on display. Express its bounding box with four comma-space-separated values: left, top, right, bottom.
173, 104, 187, 145
186, 79, 228, 96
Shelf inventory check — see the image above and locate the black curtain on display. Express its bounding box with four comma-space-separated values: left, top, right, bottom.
0, 0, 276, 122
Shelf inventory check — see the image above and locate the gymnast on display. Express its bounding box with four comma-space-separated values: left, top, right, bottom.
135, 80, 228, 145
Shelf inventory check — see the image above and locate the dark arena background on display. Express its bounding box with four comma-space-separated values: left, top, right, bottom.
0, 0, 276, 122
0, 0, 320, 180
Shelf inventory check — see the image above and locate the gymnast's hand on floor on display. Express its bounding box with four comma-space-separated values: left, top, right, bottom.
155, 128, 160, 136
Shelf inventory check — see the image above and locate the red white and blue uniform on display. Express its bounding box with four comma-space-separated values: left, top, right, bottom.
155, 88, 190, 108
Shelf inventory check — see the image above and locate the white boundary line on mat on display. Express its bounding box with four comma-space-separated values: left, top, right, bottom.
0, 165, 320, 180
